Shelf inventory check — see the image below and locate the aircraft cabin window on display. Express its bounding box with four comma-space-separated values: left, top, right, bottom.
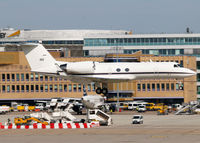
125, 68, 129, 72
116, 68, 121, 72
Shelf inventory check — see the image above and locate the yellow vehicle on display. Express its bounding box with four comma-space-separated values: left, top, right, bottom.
146, 103, 155, 111
17, 106, 25, 111
154, 103, 168, 111
119, 102, 129, 110
14, 116, 48, 125
28, 106, 35, 111
157, 106, 168, 115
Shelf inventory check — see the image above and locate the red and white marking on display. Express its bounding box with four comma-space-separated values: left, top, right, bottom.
0, 123, 99, 129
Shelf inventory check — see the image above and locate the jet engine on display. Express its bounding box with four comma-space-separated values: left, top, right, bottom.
60, 61, 95, 74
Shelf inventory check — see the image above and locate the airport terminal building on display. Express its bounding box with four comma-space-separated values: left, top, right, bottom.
0, 28, 198, 104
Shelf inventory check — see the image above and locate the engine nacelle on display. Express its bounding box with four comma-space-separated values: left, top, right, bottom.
60, 61, 95, 74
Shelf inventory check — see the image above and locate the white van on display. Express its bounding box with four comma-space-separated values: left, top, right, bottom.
132, 115, 143, 124
128, 101, 147, 110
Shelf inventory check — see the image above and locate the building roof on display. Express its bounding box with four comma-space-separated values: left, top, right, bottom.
0, 29, 129, 41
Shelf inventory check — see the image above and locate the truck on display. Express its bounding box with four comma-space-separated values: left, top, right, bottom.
146, 103, 155, 111
17, 105, 25, 112
154, 103, 168, 111
0, 105, 10, 114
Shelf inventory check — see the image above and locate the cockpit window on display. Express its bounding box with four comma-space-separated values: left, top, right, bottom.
174, 64, 180, 68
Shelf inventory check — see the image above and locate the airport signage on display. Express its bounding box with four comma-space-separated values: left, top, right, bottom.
0, 33, 6, 38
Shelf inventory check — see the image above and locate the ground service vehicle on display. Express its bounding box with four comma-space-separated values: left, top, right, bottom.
146, 103, 155, 111
28, 106, 35, 111
35, 103, 44, 111
132, 115, 143, 124
154, 103, 168, 111
0, 106, 10, 114
157, 108, 168, 115
14, 116, 48, 125
17, 105, 25, 111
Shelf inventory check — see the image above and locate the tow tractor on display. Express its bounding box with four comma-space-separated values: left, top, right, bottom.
14, 116, 48, 125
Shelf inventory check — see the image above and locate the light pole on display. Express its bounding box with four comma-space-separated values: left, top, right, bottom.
115, 46, 121, 112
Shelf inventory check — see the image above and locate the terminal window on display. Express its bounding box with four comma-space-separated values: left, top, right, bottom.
12, 74, 15, 81
54, 84, 58, 92
21, 74, 24, 81
161, 83, 165, 91
35, 85, 39, 92
137, 84, 141, 91
152, 84, 155, 91
64, 84, 67, 92
59, 84, 63, 92
16, 85, 20, 92
142, 84, 146, 91
2, 74, 5, 81
21, 85, 24, 92
157, 84, 160, 91
40, 85, 44, 92
88, 84, 91, 92
7, 85, 10, 92
78, 84, 82, 92
26, 85, 29, 92
7, 74, 10, 81
45, 85, 48, 92
73, 84, 77, 92
2, 85, 5, 92
12, 85, 15, 92
49, 85, 53, 92
68, 84, 72, 92
31, 85, 34, 92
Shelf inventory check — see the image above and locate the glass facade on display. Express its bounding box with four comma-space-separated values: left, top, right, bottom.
124, 49, 184, 56
137, 82, 183, 92
84, 37, 200, 47
42, 40, 83, 45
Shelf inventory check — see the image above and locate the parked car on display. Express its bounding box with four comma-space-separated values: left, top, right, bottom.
136, 105, 146, 112
128, 101, 147, 110
132, 115, 143, 124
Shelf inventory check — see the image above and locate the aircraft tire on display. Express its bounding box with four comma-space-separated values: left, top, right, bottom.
102, 88, 108, 95
96, 87, 102, 94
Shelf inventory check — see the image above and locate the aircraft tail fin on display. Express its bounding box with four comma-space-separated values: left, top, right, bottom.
22, 44, 59, 74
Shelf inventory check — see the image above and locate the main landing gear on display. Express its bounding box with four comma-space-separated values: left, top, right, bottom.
96, 87, 108, 95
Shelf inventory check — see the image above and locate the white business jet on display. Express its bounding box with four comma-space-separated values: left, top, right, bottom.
13, 43, 196, 94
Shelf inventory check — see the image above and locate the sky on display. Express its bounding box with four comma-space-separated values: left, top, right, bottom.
0, 0, 200, 33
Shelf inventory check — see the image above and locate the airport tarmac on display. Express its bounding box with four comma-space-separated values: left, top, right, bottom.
0, 112, 200, 143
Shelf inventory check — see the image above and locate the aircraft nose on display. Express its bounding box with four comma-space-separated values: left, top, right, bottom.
188, 69, 196, 76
